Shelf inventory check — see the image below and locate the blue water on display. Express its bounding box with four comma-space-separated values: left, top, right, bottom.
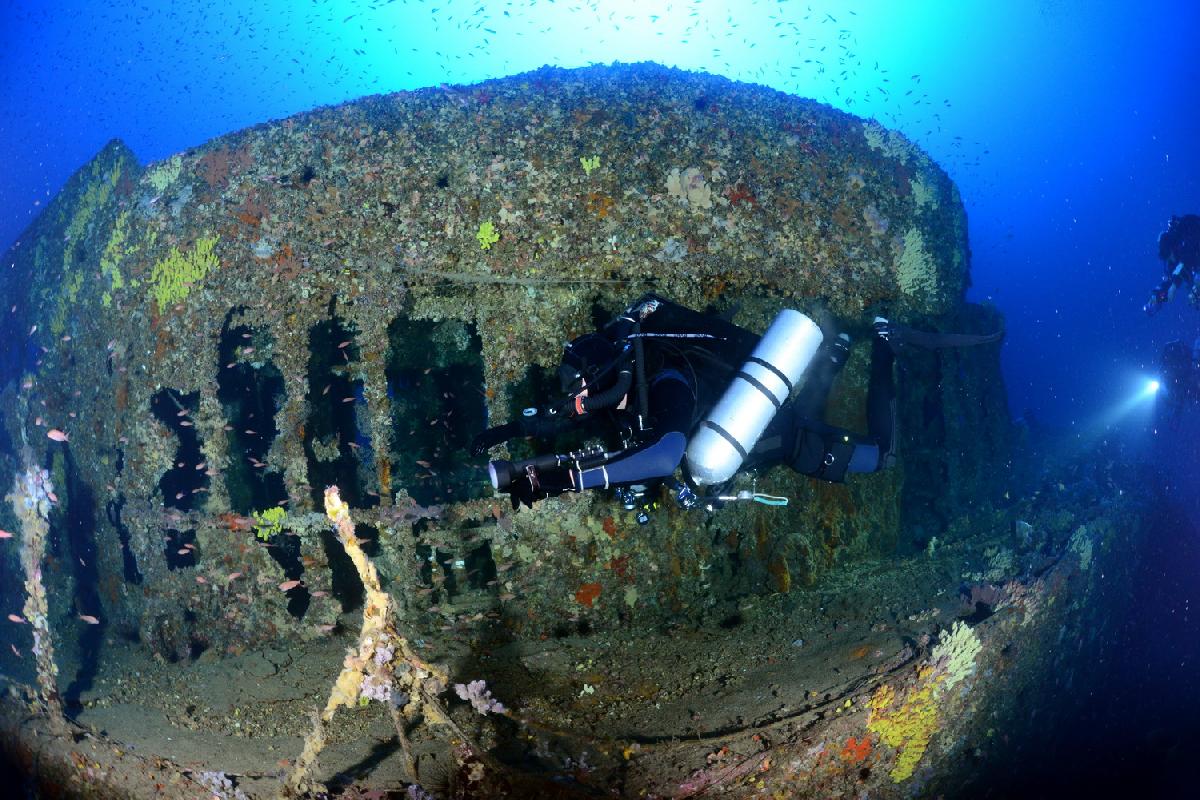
2, 2, 1200, 793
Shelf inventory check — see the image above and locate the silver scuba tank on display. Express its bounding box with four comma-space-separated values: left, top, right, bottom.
685, 309, 823, 485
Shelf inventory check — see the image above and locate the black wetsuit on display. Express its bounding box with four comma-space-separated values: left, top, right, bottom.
1146, 214, 1200, 314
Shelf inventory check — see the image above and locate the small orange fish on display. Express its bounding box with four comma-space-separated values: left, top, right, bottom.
78, 614, 100, 625
195, 576, 207, 584
7, 614, 25, 624
279, 579, 303, 591
46, 429, 69, 442
227, 572, 243, 582
310, 590, 328, 598
0, 530, 13, 539
177, 548, 190, 555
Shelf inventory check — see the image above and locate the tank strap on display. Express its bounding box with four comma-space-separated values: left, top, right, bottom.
701, 420, 748, 458
746, 356, 793, 394
735, 369, 784, 409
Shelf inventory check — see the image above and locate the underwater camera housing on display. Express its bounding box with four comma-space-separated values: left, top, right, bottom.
488, 444, 612, 492
488, 454, 553, 492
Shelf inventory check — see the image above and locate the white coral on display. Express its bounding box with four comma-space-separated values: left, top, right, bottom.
931, 620, 982, 692
665, 167, 713, 210
454, 679, 506, 715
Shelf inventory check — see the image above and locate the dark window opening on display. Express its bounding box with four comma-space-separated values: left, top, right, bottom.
305, 314, 370, 508
217, 311, 305, 616
385, 317, 489, 506
216, 309, 287, 514
150, 388, 209, 513
464, 541, 497, 591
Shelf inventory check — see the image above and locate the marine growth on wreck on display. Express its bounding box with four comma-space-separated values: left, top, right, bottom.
0, 64, 1132, 799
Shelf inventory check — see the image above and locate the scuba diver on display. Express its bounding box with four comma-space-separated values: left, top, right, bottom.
1144, 214, 1200, 315
1157, 338, 1200, 423
471, 294, 1002, 513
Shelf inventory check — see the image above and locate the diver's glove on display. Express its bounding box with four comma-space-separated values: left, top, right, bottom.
508, 466, 577, 509
470, 422, 522, 457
